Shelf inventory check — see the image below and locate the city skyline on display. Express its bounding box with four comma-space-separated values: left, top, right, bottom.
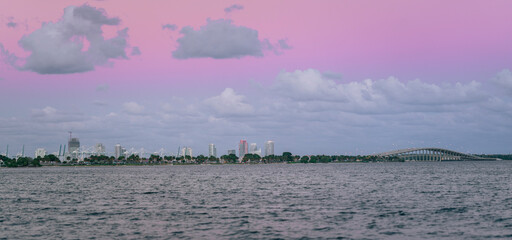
1, 1, 512, 155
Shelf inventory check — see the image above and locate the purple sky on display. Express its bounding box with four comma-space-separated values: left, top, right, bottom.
1, 0, 512, 157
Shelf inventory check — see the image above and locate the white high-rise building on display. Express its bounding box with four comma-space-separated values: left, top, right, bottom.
181, 147, 193, 157
208, 144, 217, 157
35, 148, 47, 158
114, 144, 125, 159
95, 143, 106, 156
250, 143, 262, 157
265, 140, 274, 156
249, 143, 258, 153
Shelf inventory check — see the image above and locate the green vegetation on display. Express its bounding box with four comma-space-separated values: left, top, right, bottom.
0, 151, 406, 168
0, 155, 41, 167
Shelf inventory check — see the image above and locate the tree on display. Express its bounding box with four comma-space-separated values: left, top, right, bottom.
282, 152, 293, 162
300, 155, 309, 163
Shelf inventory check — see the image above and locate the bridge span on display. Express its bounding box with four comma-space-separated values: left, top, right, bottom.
373, 148, 497, 161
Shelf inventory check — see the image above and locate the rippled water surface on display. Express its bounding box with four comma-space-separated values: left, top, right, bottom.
1, 162, 512, 239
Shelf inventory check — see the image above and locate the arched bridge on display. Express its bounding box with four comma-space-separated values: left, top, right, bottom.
373, 148, 496, 161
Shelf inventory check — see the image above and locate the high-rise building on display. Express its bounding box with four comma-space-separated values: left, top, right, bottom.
208, 144, 217, 157
227, 150, 236, 155
249, 143, 258, 153
265, 140, 274, 156
250, 143, 262, 156
95, 143, 106, 156
35, 148, 47, 158
181, 147, 193, 157
239, 140, 248, 158
68, 137, 80, 154
114, 144, 125, 159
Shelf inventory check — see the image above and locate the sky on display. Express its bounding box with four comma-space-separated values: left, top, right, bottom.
1, 0, 512, 157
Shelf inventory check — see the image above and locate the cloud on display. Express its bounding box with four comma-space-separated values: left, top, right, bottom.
322, 71, 342, 80
96, 83, 109, 92
31, 106, 85, 123
14, 4, 128, 74
162, 24, 177, 31
493, 69, 512, 93
123, 102, 145, 114
278, 39, 292, 50
7, 22, 17, 28
273, 69, 488, 114
131, 46, 141, 56
204, 88, 254, 116
93, 100, 108, 106
224, 4, 244, 13
0, 43, 20, 67
172, 19, 264, 59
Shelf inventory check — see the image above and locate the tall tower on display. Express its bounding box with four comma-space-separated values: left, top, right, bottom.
114, 144, 123, 159
208, 143, 217, 157
265, 140, 274, 156
239, 140, 248, 158
95, 143, 106, 156
249, 143, 258, 154
68, 132, 80, 155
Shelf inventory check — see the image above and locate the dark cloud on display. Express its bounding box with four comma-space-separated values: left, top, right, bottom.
278, 39, 292, 50
162, 24, 177, 31
322, 71, 342, 80
7, 21, 17, 28
131, 46, 141, 56
173, 19, 263, 59
15, 4, 129, 74
224, 4, 244, 13
0, 43, 19, 67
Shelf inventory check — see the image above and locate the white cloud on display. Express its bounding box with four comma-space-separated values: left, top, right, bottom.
204, 88, 254, 116
14, 4, 128, 74
493, 69, 512, 93
273, 69, 487, 114
123, 102, 145, 114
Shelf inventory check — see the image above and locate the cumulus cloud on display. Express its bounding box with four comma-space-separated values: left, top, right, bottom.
224, 4, 244, 13
273, 69, 488, 114
162, 24, 178, 31
123, 102, 145, 114
173, 19, 264, 59
13, 4, 128, 74
131, 46, 141, 56
204, 88, 254, 116
31, 106, 84, 123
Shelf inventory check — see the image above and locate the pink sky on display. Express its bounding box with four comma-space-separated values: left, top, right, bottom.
1, 0, 512, 155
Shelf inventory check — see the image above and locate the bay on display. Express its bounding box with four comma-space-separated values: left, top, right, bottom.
1, 161, 512, 239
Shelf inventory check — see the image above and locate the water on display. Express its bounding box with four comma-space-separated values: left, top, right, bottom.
1, 162, 512, 239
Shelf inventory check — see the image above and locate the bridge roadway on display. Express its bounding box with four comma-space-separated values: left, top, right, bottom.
372, 148, 497, 161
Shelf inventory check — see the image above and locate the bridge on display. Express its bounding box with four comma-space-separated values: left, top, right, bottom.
373, 148, 497, 161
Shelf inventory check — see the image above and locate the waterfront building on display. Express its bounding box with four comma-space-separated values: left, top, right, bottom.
181, 147, 193, 157
35, 148, 47, 158
95, 143, 106, 156
239, 140, 248, 158
250, 143, 262, 157
68, 137, 80, 154
227, 150, 236, 155
114, 144, 125, 159
265, 140, 274, 156
208, 144, 217, 157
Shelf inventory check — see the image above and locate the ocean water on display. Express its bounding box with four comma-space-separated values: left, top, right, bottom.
1, 162, 512, 239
